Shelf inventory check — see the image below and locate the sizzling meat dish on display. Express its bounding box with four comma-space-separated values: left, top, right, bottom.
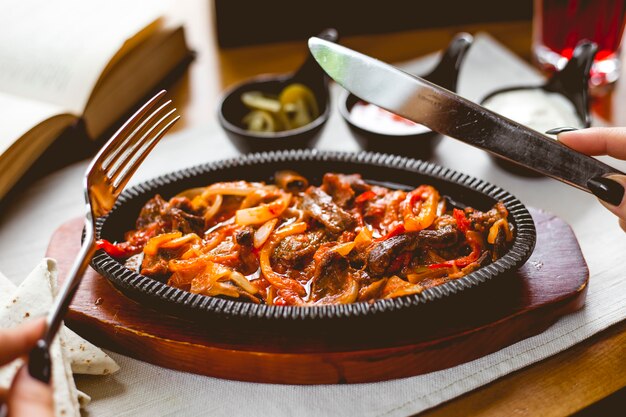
98, 172, 514, 306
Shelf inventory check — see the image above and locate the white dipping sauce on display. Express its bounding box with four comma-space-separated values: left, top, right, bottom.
482, 89, 584, 135
349, 101, 431, 135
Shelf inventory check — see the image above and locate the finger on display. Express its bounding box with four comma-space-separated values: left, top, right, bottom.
589, 174, 626, 222
558, 127, 626, 158
0, 318, 45, 366
0, 387, 7, 403
7, 366, 54, 417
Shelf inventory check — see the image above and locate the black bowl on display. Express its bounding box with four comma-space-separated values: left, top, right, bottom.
340, 91, 441, 156
217, 74, 331, 153
480, 41, 596, 176
91, 150, 536, 348
340, 33, 473, 158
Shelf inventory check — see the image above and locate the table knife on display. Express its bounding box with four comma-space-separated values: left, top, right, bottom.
308, 37, 624, 197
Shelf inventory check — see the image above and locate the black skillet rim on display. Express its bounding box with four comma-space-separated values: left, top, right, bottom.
91, 149, 536, 321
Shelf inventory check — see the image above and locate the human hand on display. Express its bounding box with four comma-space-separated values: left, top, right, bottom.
557, 127, 626, 232
0, 318, 54, 417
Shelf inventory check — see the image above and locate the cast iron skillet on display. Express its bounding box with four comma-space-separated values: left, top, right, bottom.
91, 150, 535, 346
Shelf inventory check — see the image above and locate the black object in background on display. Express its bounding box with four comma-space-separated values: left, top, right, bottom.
215, 0, 532, 48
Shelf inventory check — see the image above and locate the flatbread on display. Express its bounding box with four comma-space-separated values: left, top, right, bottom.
53, 330, 81, 417
77, 389, 92, 407
0, 268, 119, 376
61, 329, 119, 375
0, 259, 81, 417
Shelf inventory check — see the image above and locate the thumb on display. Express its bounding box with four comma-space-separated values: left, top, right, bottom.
587, 174, 626, 232
7, 366, 54, 417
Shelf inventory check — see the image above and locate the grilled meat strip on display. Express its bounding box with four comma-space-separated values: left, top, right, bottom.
301, 188, 356, 234
367, 225, 459, 277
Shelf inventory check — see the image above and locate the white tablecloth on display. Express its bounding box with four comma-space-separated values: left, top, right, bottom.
0, 34, 624, 417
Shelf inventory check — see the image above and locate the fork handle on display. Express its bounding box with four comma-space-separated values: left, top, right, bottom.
27, 220, 96, 381
43, 221, 96, 345
28, 340, 52, 383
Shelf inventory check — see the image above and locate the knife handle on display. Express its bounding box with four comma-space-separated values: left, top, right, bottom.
497, 131, 625, 193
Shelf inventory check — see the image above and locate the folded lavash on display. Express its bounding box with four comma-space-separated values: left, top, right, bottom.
0, 259, 120, 415
0, 260, 81, 416
0, 265, 119, 376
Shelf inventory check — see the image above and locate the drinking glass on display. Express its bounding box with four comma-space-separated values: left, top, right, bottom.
533, 0, 626, 87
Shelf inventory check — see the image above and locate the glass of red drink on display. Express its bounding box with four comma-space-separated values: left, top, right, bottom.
533, 0, 626, 87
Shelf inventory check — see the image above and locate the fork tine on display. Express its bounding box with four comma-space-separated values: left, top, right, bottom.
106, 104, 177, 186
104, 99, 173, 175
89, 90, 167, 170
111, 113, 180, 193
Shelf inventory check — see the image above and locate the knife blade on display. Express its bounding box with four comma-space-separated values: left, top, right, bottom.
308, 37, 623, 193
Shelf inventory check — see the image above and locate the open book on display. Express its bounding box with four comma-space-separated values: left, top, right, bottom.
0, 0, 191, 200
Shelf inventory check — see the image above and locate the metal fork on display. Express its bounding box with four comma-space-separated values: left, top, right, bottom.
27, 90, 180, 383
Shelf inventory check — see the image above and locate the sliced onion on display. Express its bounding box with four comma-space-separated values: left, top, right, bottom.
436, 198, 447, 217
190, 261, 238, 298
228, 271, 259, 295
254, 218, 278, 248
332, 242, 355, 256
282, 207, 304, 223
487, 219, 513, 243
259, 222, 307, 295
382, 276, 424, 299
235, 192, 291, 226
189, 190, 222, 213
384, 284, 424, 299
266, 286, 276, 306
357, 278, 388, 301
240, 186, 278, 209
159, 233, 201, 250
353, 227, 373, 248
175, 187, 206, 200
167, 256, 207, 287
406, 268, 448, 284
143, 232, 182, 256
275, 170, 308, 192
313, 275, 359, 305
203, 181, 265, 196
203, 194, 223, 221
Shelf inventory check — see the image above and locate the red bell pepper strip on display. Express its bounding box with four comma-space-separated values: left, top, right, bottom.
428, 231, 483, 269
453, 208, 471, 233
402, 185, 440, 231
355, 190, 377, 204
96, 239, 138, 258
273, 297, 288, 306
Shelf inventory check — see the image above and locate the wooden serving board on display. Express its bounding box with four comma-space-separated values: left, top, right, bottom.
46, 208, 589, 384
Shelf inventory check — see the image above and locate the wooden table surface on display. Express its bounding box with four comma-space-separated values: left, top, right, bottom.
165, 1, 626, 415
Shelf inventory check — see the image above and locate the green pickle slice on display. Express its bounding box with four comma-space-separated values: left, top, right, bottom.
240, 84, 319, 133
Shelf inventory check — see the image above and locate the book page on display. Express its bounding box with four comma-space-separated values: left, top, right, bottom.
0, 0, 163, 115
0, 92, 67, 156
